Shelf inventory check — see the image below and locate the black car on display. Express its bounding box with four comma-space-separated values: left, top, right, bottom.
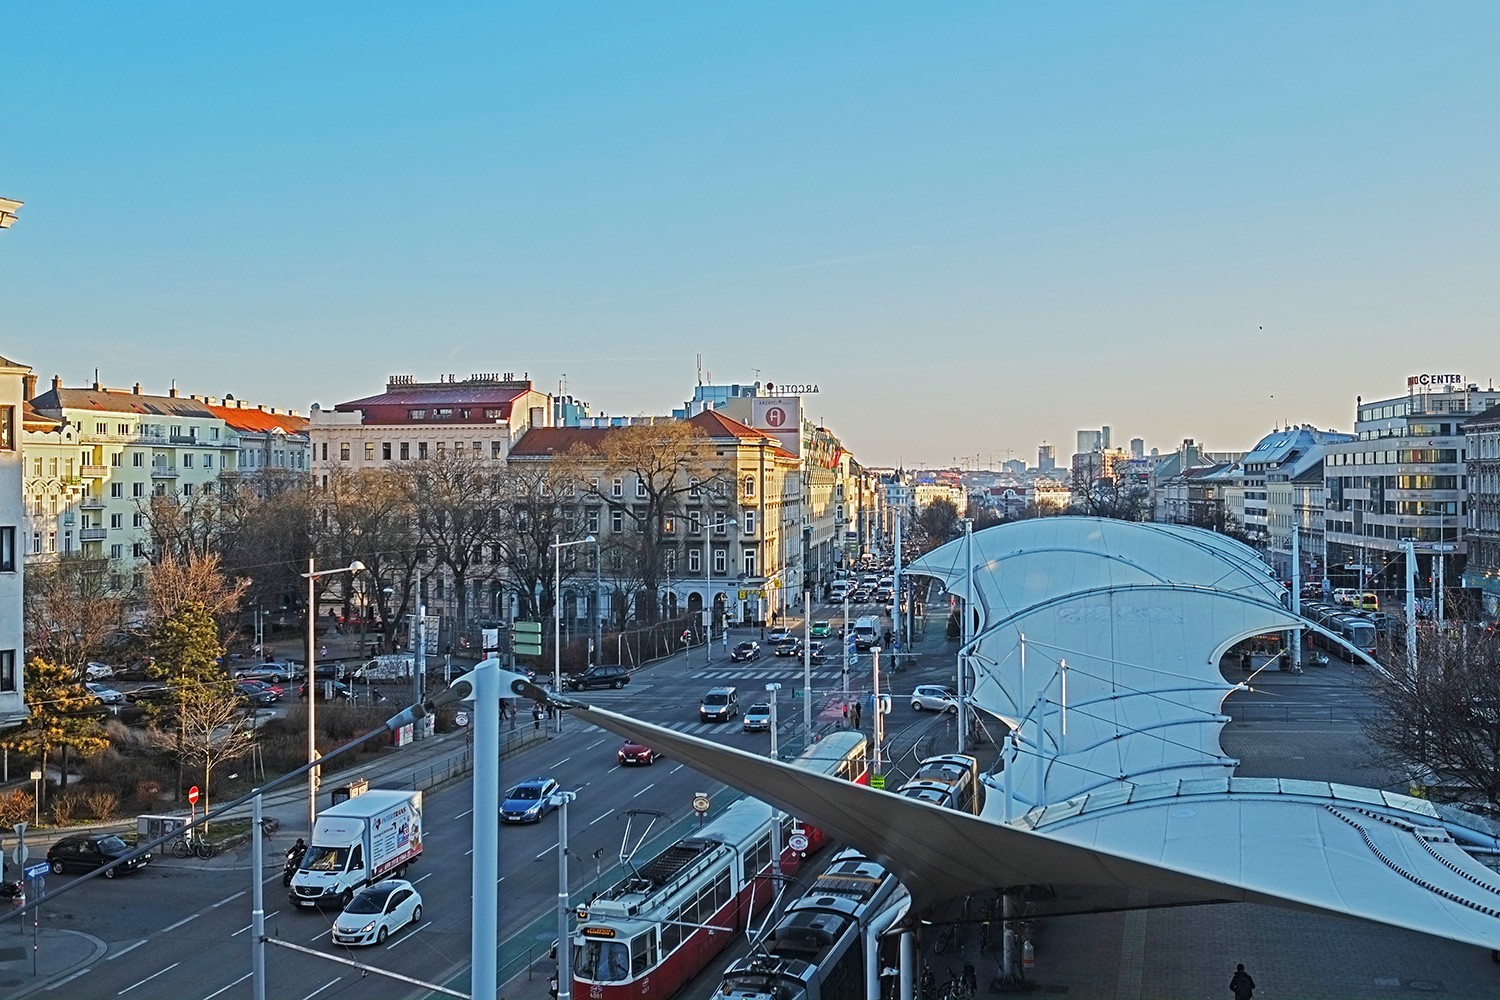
48, 833, 150, 878
730, 641, 761, 662
298, 680, 354, 701
565, 664, 631, 691
235, 681, 278, 706
772, 638, 801, 657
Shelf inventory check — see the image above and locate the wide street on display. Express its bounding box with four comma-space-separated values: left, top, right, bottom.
12, 592, 950, 1000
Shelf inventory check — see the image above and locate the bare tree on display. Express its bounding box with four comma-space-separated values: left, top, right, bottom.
491, 462, 587, 621
570, 422, 720, 624
1068, 470, 1151, 521
24, 554, 125, 676
401, 452, 503, 634
315, 467, 424, 640
912, 498, 963, 550
142, 553, 250, 631
1364, 624, 1500, 812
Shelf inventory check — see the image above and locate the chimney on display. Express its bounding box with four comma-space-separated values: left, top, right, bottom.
51, 375, 62, 394
93, 379, 102, 391
133, 383, 142, 394
169, 387, 179, 398
22, 373, 36, 400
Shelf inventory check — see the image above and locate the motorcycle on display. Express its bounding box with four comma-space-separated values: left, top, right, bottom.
282, 844, 307, 887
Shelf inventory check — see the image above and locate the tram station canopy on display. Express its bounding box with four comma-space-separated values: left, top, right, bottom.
569, 519, 1500, 951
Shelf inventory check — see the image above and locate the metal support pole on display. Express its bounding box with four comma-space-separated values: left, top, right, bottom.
471, 657, 500, 1000
767, 683, 782, 884
1290, 529, 1303, 672
872, 647, 884, 778
893, 514, 903, 665
557, 790, 576, 1000
958, 519, 973, 753
1404, 539, 1418, 673
306, 558, 317, 833
802, 589, 812, 743
1033, 691, 1046, 810
554, 533, 563, 734
251, 793, 267, 1000
842, 593, 850, 696
899, 927, 915, 1000
415, 570, 426, 738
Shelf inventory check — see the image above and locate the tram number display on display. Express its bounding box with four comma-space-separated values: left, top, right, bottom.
788, 833, 809, 853
582, 926, 616, 939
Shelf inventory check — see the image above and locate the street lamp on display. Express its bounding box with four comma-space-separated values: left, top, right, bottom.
300, 557, 365, 834
765, 683, 783, 885
30, 768, 41, 825
552, 534, 597, 734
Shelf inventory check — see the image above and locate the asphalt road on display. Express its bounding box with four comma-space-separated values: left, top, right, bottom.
33, 595, 954, 1000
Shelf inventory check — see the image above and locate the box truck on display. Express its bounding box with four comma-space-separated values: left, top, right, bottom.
852, 615, 880, 650
289, 789, 422, 908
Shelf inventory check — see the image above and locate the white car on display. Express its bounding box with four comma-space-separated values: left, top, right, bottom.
86, 682, 125, 705
911, 685, 958, 713
85, 662, 115, 680
331, 879, 423, 946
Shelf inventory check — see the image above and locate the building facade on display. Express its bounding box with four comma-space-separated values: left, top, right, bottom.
1461, 403, 1500, 617
0, 356, 29, 729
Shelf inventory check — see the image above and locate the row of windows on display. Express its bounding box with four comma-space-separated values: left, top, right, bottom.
329, 440, 508, 462
659, 868, 733, 957
1327, 475, 1463, 492
406, 407, 506, 421
1328, 449, 1461, 466
1324, 521, 1462, 543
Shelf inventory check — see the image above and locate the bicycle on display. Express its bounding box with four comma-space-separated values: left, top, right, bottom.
172, 832, 217, 859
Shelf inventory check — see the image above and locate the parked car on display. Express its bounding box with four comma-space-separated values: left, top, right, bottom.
298, 680, 354, 701
742, 704, 772, 733
235, 662, 300, 684
239, 679, 284, 700
86, 682, 125, 705
125, 685, 172, 705
501, 777, 562, 824
85, 662, 116, 680
911, 685, 959, 713
617, 740, 659, 766
730, 641, 761, 662
47, 833, 150, 878
235, 681, 279, 707
331, 879, 423, 946
564, 664, 631, 691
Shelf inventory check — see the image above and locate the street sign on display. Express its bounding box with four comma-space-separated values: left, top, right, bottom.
454, 711, 469, 727
24, 863, 48, 879
187, 785, 200, 805
788, 833, 809, 852
870, 774, 886, 790
11, 843, 26, 868
691, 793, 711, 815
512, 620, 543, 657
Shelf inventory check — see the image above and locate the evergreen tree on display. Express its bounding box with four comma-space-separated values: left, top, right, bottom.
0, 657, 109, 808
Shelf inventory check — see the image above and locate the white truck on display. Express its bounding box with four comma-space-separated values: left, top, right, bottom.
289, 789, 423, 908
852, 615, 881, 650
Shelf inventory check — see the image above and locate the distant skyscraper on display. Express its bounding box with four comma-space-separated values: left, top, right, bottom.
1038, 442, 1055, 473
1130, 437, 1144, 459
1101, 425, 1111, 450
1076, 429, 1103, 454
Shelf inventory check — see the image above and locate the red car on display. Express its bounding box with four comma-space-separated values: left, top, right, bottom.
617, 740, 660, 766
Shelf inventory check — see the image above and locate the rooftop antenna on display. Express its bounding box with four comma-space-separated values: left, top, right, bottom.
696, 353, 703, 387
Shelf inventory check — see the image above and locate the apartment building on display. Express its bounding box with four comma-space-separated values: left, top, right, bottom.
207, 399, 310, 484
1461, 403, 1500, 617
0, 356, 28, 729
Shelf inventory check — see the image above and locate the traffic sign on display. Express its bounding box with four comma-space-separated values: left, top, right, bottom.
691, 793, 711, 815
11, 843, 26, 868
454, 711, 469, 727
187, 785, 200, 805
871, 774, 886, 790
512, 620, 543, 657
24, 863, 48, 879
788, 833, 809, 852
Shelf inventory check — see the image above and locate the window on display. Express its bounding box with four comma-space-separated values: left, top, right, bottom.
110, 483, 123, 498
713, 511, 727, 535
0, 406, 12, 450
433, 408, 453, 419
183, 483, 194, 496
364, 442, 375, 461
491, 441, 503, 459
611, 510, 624, 533
340, 443, 351, 461
382, 442, 392, 460
418, 442, 428, 459
110, 513, 123, 529
689, 511, 702, 535
409, 409, 427, 420
689, 477, 700, 498
0, 650, 14, 692
132, 543, 145, 557
400, 442, 410, 460
321, 442, 328, 460
31, 532, 40, 554
743, 475, 755, 498
586, 508, 600, 533
183, 453, 194, 468
133, 453, 144, 467
110, 543, 123, 559
743, 548, 757, 576
663, 515, 675, 534
612, 478, 623, 498
0, 527, 13, 571
133, 513, 144, 528
132, 483, 145, 498
636, 478, 647, 499
688, 550, 701, 573
110, 453, 122, 467
744, 511, 756, 535
485, 408, 503, 419
713, 550, 727, 574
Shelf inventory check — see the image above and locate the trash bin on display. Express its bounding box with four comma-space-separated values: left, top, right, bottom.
330, 778, 369, 806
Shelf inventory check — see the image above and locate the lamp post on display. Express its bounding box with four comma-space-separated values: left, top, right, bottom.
556, 788, 579, 1000
301, 557, 365, 834
766, 682, 783, 883
30, 768, 41, 825
553, 534, 597, 734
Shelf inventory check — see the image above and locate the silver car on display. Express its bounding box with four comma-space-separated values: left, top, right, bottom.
910, 685, 958, 713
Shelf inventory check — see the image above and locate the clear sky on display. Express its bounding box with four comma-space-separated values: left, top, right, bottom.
1, 3, 1496, 468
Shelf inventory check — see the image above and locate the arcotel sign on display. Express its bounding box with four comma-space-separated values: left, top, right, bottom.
1407, 373, 1464, 387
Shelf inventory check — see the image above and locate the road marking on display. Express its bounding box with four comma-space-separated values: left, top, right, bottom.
210, 890, 246, 908
232, 911, 279, 936
454, 808, 474, 819
118, 962, 179, 995
553, 756, 571, 767
301, 978, 342, 1000
497, 875, 504, 885
161, 913, 200, 933
45, 968, 90, 990
203, 971, 254, 999
590, 810, 613, 826
585, 738, 605, 750
309, 927, 331, 941
536, 843, 557, 858
413, 872, 434, 884
633, 783, 655, 798
464, 847, 474, 856
386, 923, 429, 949
671, 764, 685, 774
107, 939, 147, 960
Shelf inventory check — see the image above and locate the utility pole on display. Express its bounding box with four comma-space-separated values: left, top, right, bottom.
958, 519, 973, 753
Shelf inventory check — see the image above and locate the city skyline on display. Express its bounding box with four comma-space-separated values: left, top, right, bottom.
2, 4, 1497, 466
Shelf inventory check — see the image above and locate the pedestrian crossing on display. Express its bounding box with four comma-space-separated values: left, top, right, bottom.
689, 666, 848, 682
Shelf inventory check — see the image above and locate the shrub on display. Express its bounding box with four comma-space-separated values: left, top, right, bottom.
82, 788, 120, 822
51, 789, 85, 826
0, 789, 33, 828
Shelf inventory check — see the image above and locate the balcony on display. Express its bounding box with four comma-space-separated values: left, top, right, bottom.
80, 527, 108, 541
81, 464, 109, 478
150, 465, 179, 478
168, 432, 200, 444
79, 497, 105, 509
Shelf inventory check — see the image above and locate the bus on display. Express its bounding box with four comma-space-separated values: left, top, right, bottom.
715, 848, 899, 1000
572, 732, 870, 1000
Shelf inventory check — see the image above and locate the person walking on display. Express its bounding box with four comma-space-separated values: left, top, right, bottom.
533, 703, 545, 731
1229, 962, 1255, 1000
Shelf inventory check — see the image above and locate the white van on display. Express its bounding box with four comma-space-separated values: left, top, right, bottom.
829, 580, 850, 602
852, 615, 880, 650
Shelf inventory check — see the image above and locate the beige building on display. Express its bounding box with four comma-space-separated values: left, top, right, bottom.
0, 356, 29, 728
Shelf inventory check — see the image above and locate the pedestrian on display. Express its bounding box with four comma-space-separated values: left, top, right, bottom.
1229, 962, 1255, 1000
533, 704, 545, 730
548, 972, 559, 1000
853, 701, 861, 729
1240, 649, 1252, 672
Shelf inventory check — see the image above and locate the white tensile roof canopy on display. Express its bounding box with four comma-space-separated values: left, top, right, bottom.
567, 518, 1500, 951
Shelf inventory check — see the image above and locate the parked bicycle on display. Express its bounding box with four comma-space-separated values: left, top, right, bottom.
172, 831, 216, 859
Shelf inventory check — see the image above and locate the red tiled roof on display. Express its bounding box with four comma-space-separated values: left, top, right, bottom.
207, 405, 309, 436
508, 427, 611, 457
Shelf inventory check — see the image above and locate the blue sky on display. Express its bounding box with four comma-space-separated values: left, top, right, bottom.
2, 3, 1496, 467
